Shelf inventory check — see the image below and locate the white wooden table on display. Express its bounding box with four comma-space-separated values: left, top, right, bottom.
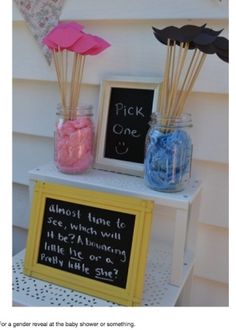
13, 162, 202, 306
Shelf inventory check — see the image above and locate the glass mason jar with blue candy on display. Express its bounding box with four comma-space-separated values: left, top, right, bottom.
144, 112, 193, 192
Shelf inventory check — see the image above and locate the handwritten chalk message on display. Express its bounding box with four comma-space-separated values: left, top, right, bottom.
104, 87, 154, 163
38, 198, 135, 288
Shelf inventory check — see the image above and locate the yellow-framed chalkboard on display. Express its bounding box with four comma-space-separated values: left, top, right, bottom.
24, 181, 154, 306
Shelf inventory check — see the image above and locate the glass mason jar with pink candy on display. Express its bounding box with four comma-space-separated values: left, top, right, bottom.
54, 105, 94, 174
42, 21, 110, 174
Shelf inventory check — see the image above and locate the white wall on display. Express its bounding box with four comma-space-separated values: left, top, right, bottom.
13, 0, 228, 306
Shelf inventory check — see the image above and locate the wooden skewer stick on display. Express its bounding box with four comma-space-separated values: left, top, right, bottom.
53, 50, 66, 116
166, 42, 189, 120
69, 54, 86, 118
165, 42, 182, 119
53, 51, 62, 90
163, 39, 172, 114
69, 52, 78, 110
158, 40, 177, 130
184, 52, 207, 104
174, 48, 201, 116
64, 50, 69, 110
160, 39, 171, 115
169, 40, 176, 92
166, 40, 176, 121
71, 53, 81, 115
166, 41, 176, 112
176, 52, 207, 116
75, 55, 86, 110
74, 55, 83, 107
63, 50, 68, 114
178, 49, 198, 97
71, 54, 79, 113
158, 83, 164, 114
58, 48, 67, 113
164, 43, 181, 119
52, 51, 60, 89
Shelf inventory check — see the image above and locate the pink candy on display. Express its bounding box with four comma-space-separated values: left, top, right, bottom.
55, 117, 94, 174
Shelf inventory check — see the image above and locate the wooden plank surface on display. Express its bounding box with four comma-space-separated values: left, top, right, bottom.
13, 80, 228, 163
13, 19, 228, 93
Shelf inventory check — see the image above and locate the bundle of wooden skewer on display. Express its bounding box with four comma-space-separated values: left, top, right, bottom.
43, 22, 110, 120
152, 24, 228, 126
52, 50, 86, 119
159, 40, 206, 120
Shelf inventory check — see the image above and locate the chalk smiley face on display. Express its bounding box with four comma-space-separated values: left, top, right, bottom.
115, 141, 129, 155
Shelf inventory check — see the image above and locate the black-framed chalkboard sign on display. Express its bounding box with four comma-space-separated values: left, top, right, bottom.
95, 76, 161, 176
24, 181, 154, 306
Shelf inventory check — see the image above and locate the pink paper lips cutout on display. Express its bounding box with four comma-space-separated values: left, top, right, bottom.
43, 22, 84, 49
68, 33, 98, 54
82, 35, 111, 55
43, 21, 110, 55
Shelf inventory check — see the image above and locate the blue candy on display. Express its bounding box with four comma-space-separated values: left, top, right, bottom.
144, 128, 192, 192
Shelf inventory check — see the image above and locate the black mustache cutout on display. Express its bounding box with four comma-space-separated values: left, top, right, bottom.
152, 24, 228, 62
